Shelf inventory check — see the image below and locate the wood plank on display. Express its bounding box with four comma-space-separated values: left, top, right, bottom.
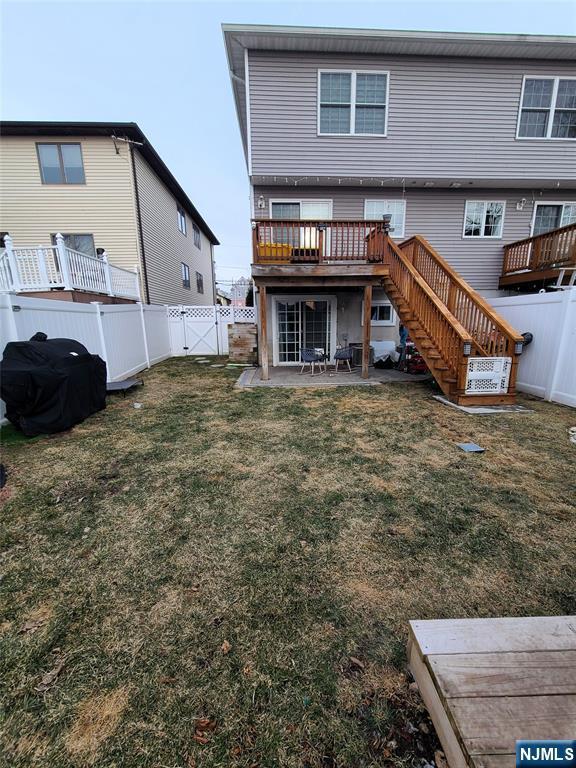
429, 650, 576, 697
451, 694, 576, 755
252, 277, 383, 288
258, 285, 269, 381
410, 617, 576, 655
252, 264, 389, 278
408, 640, 468, 768
362, 284, 372, 379
473, 755, 516, 768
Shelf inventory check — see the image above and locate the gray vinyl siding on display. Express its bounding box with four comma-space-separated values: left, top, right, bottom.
254, 185, 576, 291
133, 150, 215, 305
248, 51, 576, 180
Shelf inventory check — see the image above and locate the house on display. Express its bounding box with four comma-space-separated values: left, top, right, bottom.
0, 122, 219, 305
224, 24, 575, 404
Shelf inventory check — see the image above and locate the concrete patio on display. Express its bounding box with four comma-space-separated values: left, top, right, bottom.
236, 365, 433, 388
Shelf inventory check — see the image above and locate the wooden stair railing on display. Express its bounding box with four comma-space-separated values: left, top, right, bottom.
502, 222, 576, 276
399, 236, 523, 390
384, 239, 475, 400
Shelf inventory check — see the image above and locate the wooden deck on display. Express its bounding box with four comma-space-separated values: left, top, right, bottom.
408, 616, 576, 768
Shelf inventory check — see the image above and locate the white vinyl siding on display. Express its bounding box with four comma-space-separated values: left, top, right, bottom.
318, 70, 388, 136
517, 76, 576, 139
364, 199, 406, 237
463, 201, 505, 238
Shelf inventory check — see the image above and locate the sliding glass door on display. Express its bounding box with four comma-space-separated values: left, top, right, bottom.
273, 296, 337, 365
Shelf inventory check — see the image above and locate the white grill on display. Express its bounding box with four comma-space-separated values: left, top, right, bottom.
465, 357, 512, 395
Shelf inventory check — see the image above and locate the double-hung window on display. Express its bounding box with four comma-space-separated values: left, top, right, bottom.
517, 77, 576, 139
364, 200, 406, 238
51, 233, 96, 257
37, 143, 85, 184
193, 222, 201, 249
181, 262, 190, 289
318, 71, 388, 136
177, 206, 187, 235
463, 201, 505, 239
196, 271, 204, 294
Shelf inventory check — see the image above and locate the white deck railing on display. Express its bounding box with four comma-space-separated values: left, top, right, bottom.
0, 233, 141, 300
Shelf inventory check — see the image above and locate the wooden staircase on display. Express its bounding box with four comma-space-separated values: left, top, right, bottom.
383, 237, 524, 406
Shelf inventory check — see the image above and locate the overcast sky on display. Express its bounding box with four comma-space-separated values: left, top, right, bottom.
2, 0, 575, 289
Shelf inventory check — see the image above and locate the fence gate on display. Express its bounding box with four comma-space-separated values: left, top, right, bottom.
167, 305, 256, 357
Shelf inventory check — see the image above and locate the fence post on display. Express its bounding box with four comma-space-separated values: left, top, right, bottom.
102, 254, 114, 296
91, 302, 109, 376
3, 235, 21, 292
139, 302, 151, 369
546, 288, 573, 402
55, 233, 73, 290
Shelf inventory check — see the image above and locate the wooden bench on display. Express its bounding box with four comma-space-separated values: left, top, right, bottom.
408, 616, 576, 768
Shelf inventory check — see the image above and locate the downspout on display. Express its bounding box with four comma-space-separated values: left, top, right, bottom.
129, 145, 151, 304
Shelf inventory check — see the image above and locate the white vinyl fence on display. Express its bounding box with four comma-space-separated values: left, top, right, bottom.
489, 289, 576, 407
0, 293, 171, 384
168, 305, 256, 356
0, 296, 256, 422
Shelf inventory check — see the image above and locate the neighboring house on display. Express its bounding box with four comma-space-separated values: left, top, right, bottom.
224, 25, 575, 404
0, 122, 219, 305
231, 276, 252, 306
217, 287, 232, 305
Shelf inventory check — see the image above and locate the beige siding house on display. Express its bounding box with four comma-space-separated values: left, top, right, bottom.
0, 122, 218, 305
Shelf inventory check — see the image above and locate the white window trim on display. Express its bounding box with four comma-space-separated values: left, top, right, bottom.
529, 201, 576, 235
361, 297, 397, 327
177, 206, 187, 235
268, 199, 334, 219
516, 75, 576, 141
364, 199, 406, 238
271, 294, 338, 367
317, 70, 390, 137
462, 200, 506, 240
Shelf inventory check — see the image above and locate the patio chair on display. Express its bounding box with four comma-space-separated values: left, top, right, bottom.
333, 346, 354, 373
299, 347, 327, 376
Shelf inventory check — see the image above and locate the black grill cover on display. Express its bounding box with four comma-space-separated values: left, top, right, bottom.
0, 336, 107, 436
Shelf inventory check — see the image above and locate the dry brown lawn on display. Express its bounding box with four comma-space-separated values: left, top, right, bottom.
1, 358, 574, 767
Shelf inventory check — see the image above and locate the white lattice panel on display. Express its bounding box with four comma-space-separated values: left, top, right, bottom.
465, 357, 512, 395
232, 306, 256, 323
218, 306, 233, 322
180, 305, 216, 319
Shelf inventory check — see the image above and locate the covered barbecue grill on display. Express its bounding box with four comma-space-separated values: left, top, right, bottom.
0, 335, 107, 436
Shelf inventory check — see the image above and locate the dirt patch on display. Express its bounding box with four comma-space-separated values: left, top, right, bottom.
65, 687, 130, 762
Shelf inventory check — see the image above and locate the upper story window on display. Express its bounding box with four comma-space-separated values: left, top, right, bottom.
196, 271, 204, 294
193, 222, 201, 248
463, 201, 505, 239
177, 205, 187, 235
318, 71, 388, 136
364, 200, 406, 238
181, 262, 190, 289
37, 143, 85, 184
517, 77, 576, 139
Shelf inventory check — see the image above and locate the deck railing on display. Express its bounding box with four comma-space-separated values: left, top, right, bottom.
0, 233, 141, 300
252, 219, 387, 263
385, 239, 474, 391
400, 235, 524, 361
502, 222, 576, 276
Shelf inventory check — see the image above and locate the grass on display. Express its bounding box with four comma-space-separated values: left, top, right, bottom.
1, 357, 575, 767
